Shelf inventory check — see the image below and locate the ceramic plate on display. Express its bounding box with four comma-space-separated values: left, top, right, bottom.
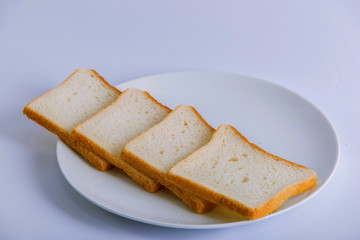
57, 71, 339, 229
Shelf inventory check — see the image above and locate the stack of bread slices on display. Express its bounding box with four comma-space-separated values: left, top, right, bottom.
24, 69, 317, 219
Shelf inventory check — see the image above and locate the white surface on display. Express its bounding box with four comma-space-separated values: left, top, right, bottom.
57, 72, 339, 229
0, 0, 359, 239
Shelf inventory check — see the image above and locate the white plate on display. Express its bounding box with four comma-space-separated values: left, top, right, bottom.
57, 71, 339, 229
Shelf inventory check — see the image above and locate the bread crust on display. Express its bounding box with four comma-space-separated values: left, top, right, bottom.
168, 171, 316, 219
166, 181, 216, 214
23, 104, 69, 142
140, 89, 172, 112
167, 124, 317, 219
72, 129, 163, 192
185, 105, 216, 132
89, 69, 120, 94
70, 137, 113, 171
23, 69, 120, 171
120, 105, 217, 213
121, 149, 216, 213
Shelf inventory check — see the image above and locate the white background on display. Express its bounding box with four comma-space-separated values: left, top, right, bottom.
0, 0, 359, 239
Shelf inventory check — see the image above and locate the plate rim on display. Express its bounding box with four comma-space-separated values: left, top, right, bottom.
57, 71, 340, 229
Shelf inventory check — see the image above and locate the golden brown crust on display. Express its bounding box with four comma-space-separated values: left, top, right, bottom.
89, 69, 120, 93
72, 124, 163, 192
186, 105, 216, 132
165, 181, 217, 214
23, 105, 69, 142
121, 149, 216, 213
169, 172, 316, 219
23, 106, 113, 172
141, 90, 172, 112
70, 138, 113, 171
121, 149, 163, 182
167, 124, 317, 219
71, 129, 109, 159
250, 175, 317, 219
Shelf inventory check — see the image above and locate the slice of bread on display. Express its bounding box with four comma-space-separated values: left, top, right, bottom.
23, 69, 121, 171
72, 88, 171, 192
121, 105, 217, 213
72, 140, 114, 171
167, 124, 317, 219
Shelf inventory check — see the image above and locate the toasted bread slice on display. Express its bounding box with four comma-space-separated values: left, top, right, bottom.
72, 89, 171, 192
121, 105, 217, 213
23, 69, 120, 171
167, 124, 317, 219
